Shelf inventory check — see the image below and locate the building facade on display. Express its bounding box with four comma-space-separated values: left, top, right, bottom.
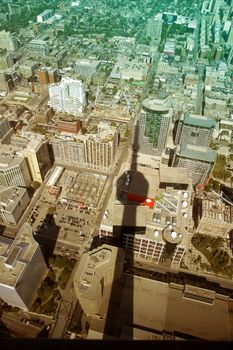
0, 223, 47, 309
0, 152, 32, 188
48, 77, 86, 116
0, 186, 30, 225
175, 113, 216, 147
172, 144, 217, 185
136, 98, 172, 157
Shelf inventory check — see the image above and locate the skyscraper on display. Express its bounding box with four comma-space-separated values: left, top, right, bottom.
48, 77, 86, 116
175, 113, 216, 147
0, 30, 19, 51
136, 98, 172, 157
172, 144, 217, 185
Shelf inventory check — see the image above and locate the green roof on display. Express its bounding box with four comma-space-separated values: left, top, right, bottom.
178, 144, 217, 163
183, 113, 216, 129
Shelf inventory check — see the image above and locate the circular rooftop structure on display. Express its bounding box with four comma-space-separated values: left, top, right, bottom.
163, 226, 183, 245
142, 98, 169, 114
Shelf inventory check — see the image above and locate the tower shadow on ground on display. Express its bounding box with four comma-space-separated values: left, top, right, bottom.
102, 120, 149, 339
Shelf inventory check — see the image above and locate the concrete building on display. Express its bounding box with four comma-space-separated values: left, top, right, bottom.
87, 275, 232, 340
135, 98, 172, 158
0, 186, 30, 225
50, 122, 119, 171
10, 132, 51, 183
73, 244, 124, 317
0, 51, 14, 69
0, 72, 15, 93
0, 223, 47, 309
50, 135, 85, 165
48, 77, 86, 116
175, 113, 216, 147
57, 118, 81, 134
100, 166, 192, 268
84, 122, 119, 172
0, 30, 19, 51
28, 38, 50, 56
37, 9, 54, 23
0, 116, 12, 143
0, 149, 32, 188
110, 58, 149, 81
172, 144, 217, 185
196, 198, 233, 238
75, 59, 101, 78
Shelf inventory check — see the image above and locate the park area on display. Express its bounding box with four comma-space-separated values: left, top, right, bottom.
31, 256, 76, 316
191, 234, 233, 276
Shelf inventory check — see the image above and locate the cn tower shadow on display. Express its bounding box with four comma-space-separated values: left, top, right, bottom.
102, 120, 149, 339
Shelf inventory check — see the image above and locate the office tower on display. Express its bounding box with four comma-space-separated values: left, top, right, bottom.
37, 9, 54, 23
48, 77, 86, 116
0, 30, 19, 51
75, 59, 101, 78
50, 135, 85, 165
28, 38, 50, 56
0, 116, 11, 143
175, 113, 216, 147
136, 98, 172, 157
172, 144, 217, 185
50, 122, 119, 171
0, 150, 32, 188
73, 244, 124, 318
0, 186, 30, 225
10, 132, 51, 183
0, 51, 14, 69
0, 223, 47, 309
84, 122, 119, 171
0, 72, 14, 92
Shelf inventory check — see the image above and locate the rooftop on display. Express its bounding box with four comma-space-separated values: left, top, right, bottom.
183, 113, 216, 128
0, 223, 40, 287
177, 144, 217, 163
159, 167, 189, 185
142, 98, 170, 114
0, 186, 28, 213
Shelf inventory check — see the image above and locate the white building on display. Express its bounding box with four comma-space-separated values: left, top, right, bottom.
48, 77, 86, 116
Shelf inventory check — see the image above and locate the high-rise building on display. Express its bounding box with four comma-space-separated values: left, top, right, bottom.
0, 116, 11, 143
37, 9, 54, 23
28, 38, 50, 56
175, 113, 216, 147
172, 144, 217, 185
73, 244, 124, 317
0, 223, 47, 309
0, 186, 30, 225
48, 77, 86, 116
75, 59, 101, 78
0, 149, 32, 188
10, 132, 51, 183
50, 135, 86, 165
50, 122, 119, 171
84, 122, 119, 171
135, 98, 172, 157
0, 30, 19, 51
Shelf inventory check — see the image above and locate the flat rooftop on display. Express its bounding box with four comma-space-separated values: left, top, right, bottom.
159, 167, 189, 185
0, 223, 39, 287
142, 98, 169, 113
183, 113, 216, 128
177, 144, 217, 163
